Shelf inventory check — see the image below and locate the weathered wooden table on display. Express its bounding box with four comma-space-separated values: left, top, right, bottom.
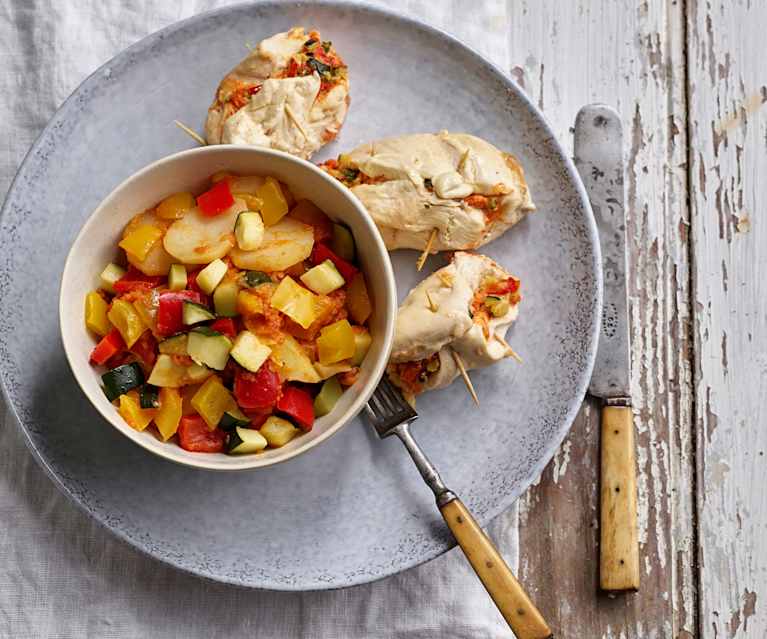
1, 1, 763, 637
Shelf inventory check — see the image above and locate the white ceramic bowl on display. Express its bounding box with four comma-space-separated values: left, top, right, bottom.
60, 145, 396, 471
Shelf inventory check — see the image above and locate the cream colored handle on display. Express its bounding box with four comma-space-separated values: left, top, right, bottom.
440, 499, 553, 639
600, 405, 640, 591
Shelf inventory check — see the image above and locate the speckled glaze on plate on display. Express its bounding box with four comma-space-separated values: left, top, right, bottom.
0, 1, 601, 590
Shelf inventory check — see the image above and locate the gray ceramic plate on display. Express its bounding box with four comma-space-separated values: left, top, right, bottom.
0, 1, 600, 590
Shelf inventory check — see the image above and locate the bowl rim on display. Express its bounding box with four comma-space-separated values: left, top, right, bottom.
58, 144, 397, 471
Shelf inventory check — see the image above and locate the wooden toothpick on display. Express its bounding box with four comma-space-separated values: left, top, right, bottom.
451, 348, 479, 406
494, 334, 523, 363
284, 104, 309, 140
416, 228, 438, 271
425, 290, 438, 312
174, 120, 207, 146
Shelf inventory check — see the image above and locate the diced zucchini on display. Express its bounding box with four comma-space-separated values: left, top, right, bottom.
147, 354, 212, 387
314, 377, 343, 417
260, 416, 301, 448
102, 362, 145, 401
196, 259, 228, 294
100, 263, 126, 294
352, 328, 373, 365
317, 319, 356, 365
230, 331, 271, 372
227, 426, 268, 454
187, 328, 232, 370
218, 407, 250, 431
158, 333, 188, 355
139, 384, 160, 409
182, 301, 215, 325
300, 260, 345, 295
168, 264, 187, 291
213, 281, 240, 317
84, 291, 111, 337
235, 211, 265, 250
242, 270, 272, 287
191, 375, 236, 429
331, 223, 356, 261
270, 276, 318, 329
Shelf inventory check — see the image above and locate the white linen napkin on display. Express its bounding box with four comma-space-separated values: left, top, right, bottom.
0, 1, 518, 636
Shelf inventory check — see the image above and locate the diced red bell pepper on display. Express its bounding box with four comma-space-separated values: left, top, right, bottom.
234, 362, 282, 410
90, 328, 126, 365
130, 330, 158, 368
113, 267, 165, 294
487, 276, 521, 296
210, 318, 237, 339
197, 180, 234, 217
276, 385, 315, 431
178, 415, 227, 452
156, 290, 204, 337
311, 244, 358, 283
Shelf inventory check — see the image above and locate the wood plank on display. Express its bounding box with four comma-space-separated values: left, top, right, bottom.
507, 1, 696, 637
687, 1, 767, 637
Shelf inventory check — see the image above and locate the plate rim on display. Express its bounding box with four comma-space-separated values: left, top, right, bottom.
0, 0, 602, 591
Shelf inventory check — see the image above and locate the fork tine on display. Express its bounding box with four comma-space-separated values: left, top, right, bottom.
367, 392, 386, 418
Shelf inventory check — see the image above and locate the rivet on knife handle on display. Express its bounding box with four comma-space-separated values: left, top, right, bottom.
599, 403, 640, 591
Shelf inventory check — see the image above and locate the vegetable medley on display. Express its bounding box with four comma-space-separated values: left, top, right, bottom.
85, 172, 373, 454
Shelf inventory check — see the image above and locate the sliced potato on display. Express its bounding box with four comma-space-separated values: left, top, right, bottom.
162, 200, 246, 264
314, 360, 353, 380
269, 335, 321, 383
230, 217, 314, 271
122, 211, 174, 276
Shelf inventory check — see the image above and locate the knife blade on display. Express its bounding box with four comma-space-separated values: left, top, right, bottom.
574, 105, 631, 402
574, 104, 639, 593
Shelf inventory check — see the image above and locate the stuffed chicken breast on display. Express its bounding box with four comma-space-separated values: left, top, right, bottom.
321, 132, 535, 251
205, 27, 349, 159
387, 252, 522, 401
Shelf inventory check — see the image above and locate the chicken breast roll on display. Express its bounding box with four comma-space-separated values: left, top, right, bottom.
205, 27, 349, 159
387, 252, 522, 401
321, 132, 535, 251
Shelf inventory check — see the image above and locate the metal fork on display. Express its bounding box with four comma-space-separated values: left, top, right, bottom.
366, 378, 553, 639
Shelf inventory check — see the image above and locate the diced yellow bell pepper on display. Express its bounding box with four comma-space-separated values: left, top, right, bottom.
270, 277, 319, 329
84, 291, 111, 337
107, 298, 147, 348
317, 319, 356, 365
256, 177, 289, 226
155, 387, 183, 441
346, 273, 372, 324
118, 390, 156, 431
232, 192, 264, 211
156, 192, 195, 219
191, 375, 237, 430
132, 298, 155, 332
119, 224, 164, 261
237, 289, 264, 317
